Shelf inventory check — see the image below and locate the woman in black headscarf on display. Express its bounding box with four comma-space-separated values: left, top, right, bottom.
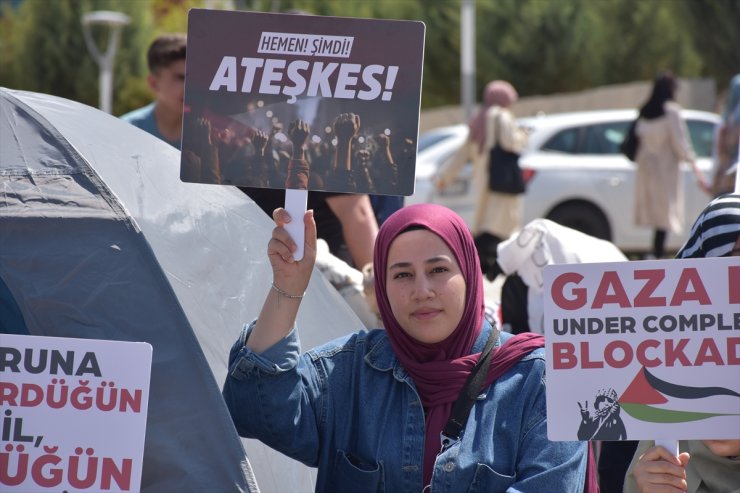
633, 72, 710, 259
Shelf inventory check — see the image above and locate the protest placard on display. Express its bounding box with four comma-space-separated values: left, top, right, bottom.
543, 257, 740, 442
0, 334, 152, 492
180, 9, 425, 197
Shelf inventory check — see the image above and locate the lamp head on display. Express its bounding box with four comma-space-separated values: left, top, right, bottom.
81, 11, 130, 28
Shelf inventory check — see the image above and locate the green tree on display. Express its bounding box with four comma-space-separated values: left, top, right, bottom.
3, 0, 152, 112
417, 0, 461, 108
675, 0, 740, 93
12, 1, 96, 102
2, 0, 735, 112
592, 0, 702, 85
475, 0, 602, 95
0, 1, 21, 89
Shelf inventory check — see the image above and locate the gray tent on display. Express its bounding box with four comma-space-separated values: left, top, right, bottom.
0, 87, 365, 492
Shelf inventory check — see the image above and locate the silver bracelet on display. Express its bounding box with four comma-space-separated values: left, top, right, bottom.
271, 282, 304, 299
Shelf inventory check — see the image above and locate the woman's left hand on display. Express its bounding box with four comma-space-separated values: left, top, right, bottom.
632, 445, 690, 492
696, 176, 711, 195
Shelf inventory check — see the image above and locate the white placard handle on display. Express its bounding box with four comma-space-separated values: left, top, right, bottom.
654, 439, 679, 457
284, 188, 308, 261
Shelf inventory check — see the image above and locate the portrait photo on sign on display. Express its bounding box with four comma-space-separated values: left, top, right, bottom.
180, 9, 425, 196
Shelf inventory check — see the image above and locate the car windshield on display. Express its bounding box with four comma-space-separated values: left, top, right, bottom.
686, 120, 715, 158
418, 128, 463, 153
539, 117, 717, 157
582, 122, 631, 154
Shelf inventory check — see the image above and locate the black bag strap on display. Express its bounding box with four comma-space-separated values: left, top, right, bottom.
440, 326, 499, 451
493, 110, 503, 147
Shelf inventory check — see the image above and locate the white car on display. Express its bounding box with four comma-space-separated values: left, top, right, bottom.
410, 109, 721, 254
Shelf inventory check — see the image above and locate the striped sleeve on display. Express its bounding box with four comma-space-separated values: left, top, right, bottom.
676, 193, 740, 259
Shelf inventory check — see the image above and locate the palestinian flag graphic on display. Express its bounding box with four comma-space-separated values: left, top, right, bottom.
620, 366, 740, 423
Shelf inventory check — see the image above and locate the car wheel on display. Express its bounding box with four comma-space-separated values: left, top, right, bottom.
546, 201, 611, 241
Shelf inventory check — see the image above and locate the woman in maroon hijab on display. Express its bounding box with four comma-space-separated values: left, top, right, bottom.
223, 203, 589, 492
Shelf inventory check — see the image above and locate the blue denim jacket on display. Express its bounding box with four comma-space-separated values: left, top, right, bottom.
223, 322, 587, 492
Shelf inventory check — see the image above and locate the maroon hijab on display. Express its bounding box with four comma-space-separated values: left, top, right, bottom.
373, 203, 544, 486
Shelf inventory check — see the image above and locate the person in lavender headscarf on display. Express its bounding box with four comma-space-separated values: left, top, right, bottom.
223, 203, 590, 492
437, 80, 529, 281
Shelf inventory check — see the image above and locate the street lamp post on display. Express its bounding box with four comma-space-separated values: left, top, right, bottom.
81, 11, 130, 114
461, 0, 476, 121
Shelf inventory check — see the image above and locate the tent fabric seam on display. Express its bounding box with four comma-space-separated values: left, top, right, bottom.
1, 87, 134, 230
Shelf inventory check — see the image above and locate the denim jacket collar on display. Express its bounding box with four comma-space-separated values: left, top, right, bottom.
363, 321, 498, 380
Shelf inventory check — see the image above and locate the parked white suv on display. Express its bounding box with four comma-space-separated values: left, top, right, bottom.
409, 109, 721, 254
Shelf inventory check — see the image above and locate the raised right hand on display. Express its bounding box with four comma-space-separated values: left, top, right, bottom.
268, 208, 317, 297
246, 208, 318, 353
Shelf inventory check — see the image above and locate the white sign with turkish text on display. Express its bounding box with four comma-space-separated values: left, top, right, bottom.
0, 334, 152, 492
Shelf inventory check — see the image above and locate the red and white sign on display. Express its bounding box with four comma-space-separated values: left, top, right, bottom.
0, 334, 152, 492
544, 257, 740, 441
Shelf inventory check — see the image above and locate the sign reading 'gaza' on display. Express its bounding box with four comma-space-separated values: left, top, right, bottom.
543, 257, 740, 442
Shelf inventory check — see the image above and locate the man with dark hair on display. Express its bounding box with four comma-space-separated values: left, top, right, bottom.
121, 34, 187, 149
